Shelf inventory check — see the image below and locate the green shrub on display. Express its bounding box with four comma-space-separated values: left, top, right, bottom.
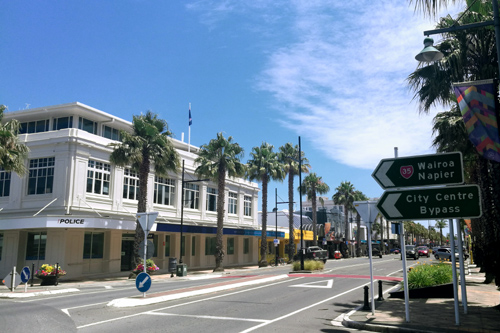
403, 263, 452, 289
292, 259, 324, 271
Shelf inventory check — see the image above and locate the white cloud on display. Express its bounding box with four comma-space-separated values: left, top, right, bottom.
188, 0, 465, 169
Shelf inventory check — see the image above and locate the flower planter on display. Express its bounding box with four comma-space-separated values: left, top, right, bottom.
37, 275, 59, 286
389, 283, 455, 299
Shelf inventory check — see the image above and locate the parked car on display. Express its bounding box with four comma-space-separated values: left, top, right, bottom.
434, 247, 469, 260
294, 246, 328, 263
417, 246, 430, 257
401, 245, 419, 260
431, 246, 441, 254
390, 248, 401, 254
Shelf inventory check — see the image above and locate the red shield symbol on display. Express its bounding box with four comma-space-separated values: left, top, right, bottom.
400, 166, 413, 179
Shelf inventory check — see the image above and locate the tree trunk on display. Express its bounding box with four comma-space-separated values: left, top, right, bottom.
344, 204, 349, 258
213, 165, 226, 272
311, 188, 317, 246
134, 155, 150, 266
288, 168, 295, 263
260, 175, 269, 267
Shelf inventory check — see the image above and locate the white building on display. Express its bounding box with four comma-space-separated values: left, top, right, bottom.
0, 102, 261, 279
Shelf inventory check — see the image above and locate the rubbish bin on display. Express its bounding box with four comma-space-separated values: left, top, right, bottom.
176, 264, 187, 277
169, 258, 177, 274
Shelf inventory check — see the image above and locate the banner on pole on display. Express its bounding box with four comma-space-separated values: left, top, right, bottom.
453, 79, 500, 162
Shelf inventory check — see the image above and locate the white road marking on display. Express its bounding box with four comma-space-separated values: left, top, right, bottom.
76, 277, 303, 329
289, 279, 333, 289
146, 312, 270, 323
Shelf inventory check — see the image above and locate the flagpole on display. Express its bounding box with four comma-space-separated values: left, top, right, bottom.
188, 103, 191, 153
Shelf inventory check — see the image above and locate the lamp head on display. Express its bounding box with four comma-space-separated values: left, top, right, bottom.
415, 37, 444, 63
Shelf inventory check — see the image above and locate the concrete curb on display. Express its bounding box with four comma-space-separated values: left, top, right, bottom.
107, 274, 289, 308
0, 288, 80, 298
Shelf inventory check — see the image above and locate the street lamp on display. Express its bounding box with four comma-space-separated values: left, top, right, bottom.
179, 160, 209, 264
416, 0, 500, 79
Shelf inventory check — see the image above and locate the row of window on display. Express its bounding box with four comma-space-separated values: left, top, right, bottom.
23, 232, 250, 261
19, 116, 121, 141
0, 158, 253, 217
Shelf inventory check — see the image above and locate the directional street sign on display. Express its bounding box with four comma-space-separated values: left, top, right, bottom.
377, 185, 482, 220
353, 201, 379, 224
135, 272, 151, 293
3, 271, 21, 291
21, 267, 30, 283
372, 152, 464, 189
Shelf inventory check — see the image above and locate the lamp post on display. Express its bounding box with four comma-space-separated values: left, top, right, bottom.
298, 136, 304, 270
179, 160, 209, 264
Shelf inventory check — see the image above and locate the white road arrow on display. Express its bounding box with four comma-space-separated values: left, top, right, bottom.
381, 193, 402, 218
139, 275, 150, 288
289, 279, 334, 289
374, 161, 394, 188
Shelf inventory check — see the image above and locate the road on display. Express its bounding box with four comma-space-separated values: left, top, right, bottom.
0, 255, 426, 332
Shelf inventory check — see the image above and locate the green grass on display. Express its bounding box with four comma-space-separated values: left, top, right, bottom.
403, 262, 453, 289
291, 260, 325, 271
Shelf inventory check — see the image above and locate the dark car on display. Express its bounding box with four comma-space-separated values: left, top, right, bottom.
417, 246, 430, 257
434, 247, 469, 260
390, 248, 401, 254
401, 245, 419, 260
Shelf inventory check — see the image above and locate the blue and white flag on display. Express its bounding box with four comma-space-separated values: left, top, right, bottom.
189, 108, 192, 126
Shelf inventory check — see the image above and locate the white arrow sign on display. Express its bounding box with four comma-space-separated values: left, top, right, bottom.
381, 193, 402, 218
139, 275, 150, 288
290, 279, 334, 289
373, 161, 395, 188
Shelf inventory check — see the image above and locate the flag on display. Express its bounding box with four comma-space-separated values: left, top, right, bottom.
189, 108, 192, 126
453, 79, 500, 162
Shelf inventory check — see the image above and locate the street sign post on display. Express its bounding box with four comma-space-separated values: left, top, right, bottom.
3, 268, 21, 291
377, 185, 482, 221
372, 152, 463, 189
21, 266, 30, 283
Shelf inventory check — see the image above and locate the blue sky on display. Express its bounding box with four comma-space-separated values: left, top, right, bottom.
1, 1, 462, 235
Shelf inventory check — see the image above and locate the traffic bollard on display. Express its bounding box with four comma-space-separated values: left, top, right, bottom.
378, 280, 384, 301
363, 285, 370, 310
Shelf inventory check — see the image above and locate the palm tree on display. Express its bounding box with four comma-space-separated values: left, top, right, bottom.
333, 181, 356, 246
0, 105, 30, 175
247, 142, 285, 267
299, 173, 330, 246
109, 111, 180, 265
278, 143, 311, 262
195, 132, 246, 272
353, 190, 369, 257
435, 219, 448, 246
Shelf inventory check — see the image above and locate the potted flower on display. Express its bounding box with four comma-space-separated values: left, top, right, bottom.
36, 264, 66, 286
133, 259, 159, 275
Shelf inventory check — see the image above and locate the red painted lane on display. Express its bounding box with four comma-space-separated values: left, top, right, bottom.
288, 274, 403, 281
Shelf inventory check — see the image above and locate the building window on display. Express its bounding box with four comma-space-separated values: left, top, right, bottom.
103, 125, 120, 141
0, 168, 11, 197
78, 117, 97, 134
227, 238, 235, 255
20, 119, 49, 134
192, 236, 196, 256
228, 192, 237, 215
26, 232, 46, 260
27, 157, 55, 195
184, 183, 199, 209
154, 176, 175, 206
123, 168, 139, 200
165, 235, 171, 257
151, 234, 158, 257
83, 232, 104, 259
244, 238, 250, 254
87, 160, 111, 195
53, 116, 73, 130
205, 237, 216, 255
206, 187, 217, 212
244, 195, 252, 216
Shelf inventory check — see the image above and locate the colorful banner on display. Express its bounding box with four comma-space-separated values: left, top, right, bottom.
453, 79, 500, 162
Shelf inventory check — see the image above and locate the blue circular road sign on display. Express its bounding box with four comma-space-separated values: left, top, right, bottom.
21, 266, 31, 283
135, 272, 151, 293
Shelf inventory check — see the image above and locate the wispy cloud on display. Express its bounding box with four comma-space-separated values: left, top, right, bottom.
188, 0, 463, 169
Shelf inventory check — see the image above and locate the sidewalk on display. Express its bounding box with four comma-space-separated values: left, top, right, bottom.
343, 266, 500, 332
